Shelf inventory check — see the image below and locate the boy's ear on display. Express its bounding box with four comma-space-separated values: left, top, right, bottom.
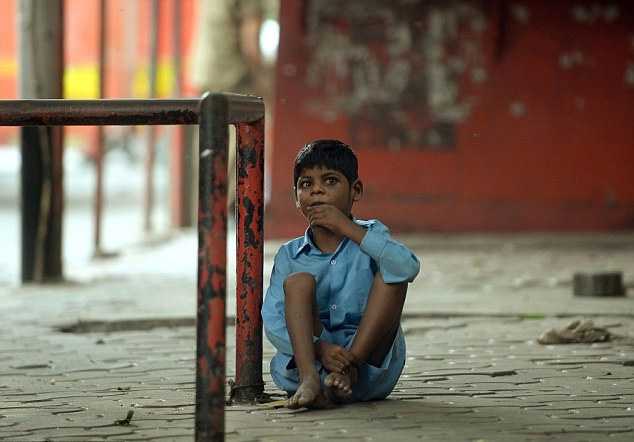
351, 179, 363, 202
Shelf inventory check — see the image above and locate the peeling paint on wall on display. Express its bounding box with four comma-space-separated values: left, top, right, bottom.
271, 0, 634, 235
559, 50, 585, 69
510, 101, 526, 117
303, 0, 487, 149
510, 3, 530, 23
625, 62, 634, 87
627, 34, 634, 87
571, 3, 620, 24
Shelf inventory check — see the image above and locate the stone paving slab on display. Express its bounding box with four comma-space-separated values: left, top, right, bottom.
2, 316, 633, 441
2, 232, 634, 440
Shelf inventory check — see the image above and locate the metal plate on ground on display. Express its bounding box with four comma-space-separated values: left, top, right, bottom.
573, 272, 626, 297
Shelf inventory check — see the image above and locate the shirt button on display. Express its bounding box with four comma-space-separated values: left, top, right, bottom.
330, 259, 336, 265
331, 304, 337, 310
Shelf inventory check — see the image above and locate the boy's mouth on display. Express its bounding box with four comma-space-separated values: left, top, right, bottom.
307, 202, 325, 209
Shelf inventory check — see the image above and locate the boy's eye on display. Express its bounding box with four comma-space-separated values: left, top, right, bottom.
298, 180, 311, 189
325, 177, 338, 185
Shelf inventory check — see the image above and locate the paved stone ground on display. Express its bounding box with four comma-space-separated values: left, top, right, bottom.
1, 231, 634, 441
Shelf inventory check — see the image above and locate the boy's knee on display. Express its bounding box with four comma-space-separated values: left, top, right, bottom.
283, 272, 316, 296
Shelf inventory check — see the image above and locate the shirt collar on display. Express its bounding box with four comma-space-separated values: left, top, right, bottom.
353, 218, 372, 228
293, 227, 350, 258
293, 227, 315, 257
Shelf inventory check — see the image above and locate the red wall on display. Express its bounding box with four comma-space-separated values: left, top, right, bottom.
268, 0, 634, 237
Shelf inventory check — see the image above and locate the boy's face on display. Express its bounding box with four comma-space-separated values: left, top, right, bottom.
295, 166, 362, 219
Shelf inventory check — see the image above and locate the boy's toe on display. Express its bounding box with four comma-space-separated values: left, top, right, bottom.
287, 391, 307, 409
324, 372, 353, 401
286, 396, 298, 409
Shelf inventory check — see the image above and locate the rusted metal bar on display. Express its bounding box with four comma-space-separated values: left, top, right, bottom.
169, 0, 194, 228
21, 126, 64, 282
18, 0, 65, 283
0, 97, 263, 126
171, 0, 182, 98
0, 99, 199, 126
0, 93, 266, 441
233, 117, 265, 402
93, 0, 107, 256
196, 93, 229, 442
225, 93, 265, 124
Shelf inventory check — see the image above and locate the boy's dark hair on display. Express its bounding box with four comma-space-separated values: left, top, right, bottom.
293, 139, 358, 188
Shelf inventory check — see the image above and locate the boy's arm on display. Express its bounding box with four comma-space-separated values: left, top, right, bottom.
307, 205, 420, 283
357, 220, 420, 283
306, 204, 366, 244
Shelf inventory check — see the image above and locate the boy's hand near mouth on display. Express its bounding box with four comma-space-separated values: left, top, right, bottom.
307, 204, 366, 244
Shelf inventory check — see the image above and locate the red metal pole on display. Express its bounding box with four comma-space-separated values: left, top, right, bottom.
93, 0, 106, 256
17, 0, 65, 282
0, 93, 265, 435
234, 118, 265, 402
144, 0, 160, 233
196, 93, 229, 442
169, 0, 188, 228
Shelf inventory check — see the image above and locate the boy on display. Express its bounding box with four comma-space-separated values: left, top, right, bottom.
262, 139, 420, 408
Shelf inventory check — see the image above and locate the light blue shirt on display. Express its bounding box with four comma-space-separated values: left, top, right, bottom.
262, 218, 420, 359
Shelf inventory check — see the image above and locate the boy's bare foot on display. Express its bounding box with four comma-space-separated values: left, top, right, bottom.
324, 371, 353, 403
287, 374, 322, 409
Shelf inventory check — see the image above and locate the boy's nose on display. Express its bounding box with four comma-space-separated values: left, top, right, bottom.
310, 182, 324, 194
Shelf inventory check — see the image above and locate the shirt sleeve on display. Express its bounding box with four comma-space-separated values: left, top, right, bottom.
359, 220, 421, 284
261, 248, 294, 355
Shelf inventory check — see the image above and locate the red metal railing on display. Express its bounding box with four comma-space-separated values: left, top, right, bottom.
0, 93, 265, 441
234, 117, 265, 401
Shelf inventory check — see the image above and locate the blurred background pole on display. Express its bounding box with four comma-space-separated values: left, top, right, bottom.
93, 0, 107, 257
170, 0, 193, 228
144, 0, 160, 234
17, 0, 65, 283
